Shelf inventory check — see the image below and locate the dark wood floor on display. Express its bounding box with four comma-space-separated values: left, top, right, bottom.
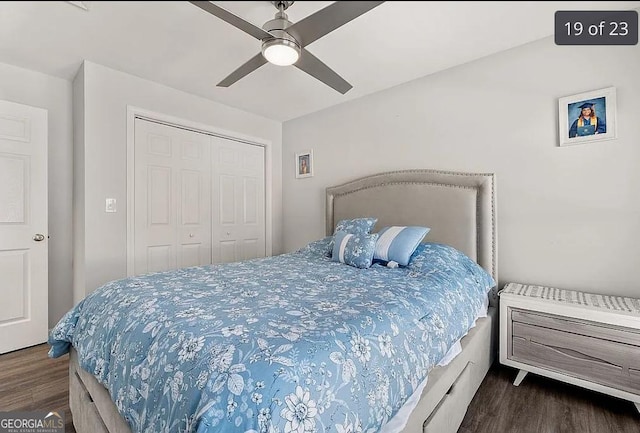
460, 365, 640, 433
0, 344, 638, 433
0, 344, 75, 433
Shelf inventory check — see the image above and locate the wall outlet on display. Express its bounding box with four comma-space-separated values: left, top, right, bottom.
105, 198, 117, 213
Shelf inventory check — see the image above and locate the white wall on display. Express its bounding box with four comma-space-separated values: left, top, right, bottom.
283, 39, 640, 298
72, 63, 85, 306
75, 61, 283, 297
0, 61, 74, 327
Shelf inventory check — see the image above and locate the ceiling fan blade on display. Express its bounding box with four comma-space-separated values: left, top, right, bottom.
217, 53, 267, 87
189, 1, 272, 40
287, 1, 385, 47
295, 49, 352, 94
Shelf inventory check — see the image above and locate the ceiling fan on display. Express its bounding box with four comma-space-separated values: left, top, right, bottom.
189, 1, 385, 94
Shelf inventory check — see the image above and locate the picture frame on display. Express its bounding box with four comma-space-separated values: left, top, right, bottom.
558, 87, 617, 147
295, 150, 313, 179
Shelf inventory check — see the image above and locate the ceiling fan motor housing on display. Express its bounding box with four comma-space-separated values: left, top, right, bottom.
261, 10, 301, 62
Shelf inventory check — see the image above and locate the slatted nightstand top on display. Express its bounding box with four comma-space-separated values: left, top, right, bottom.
501, 282, 640, 315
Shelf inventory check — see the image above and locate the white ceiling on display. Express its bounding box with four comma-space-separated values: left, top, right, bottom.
1, 1, 639, 121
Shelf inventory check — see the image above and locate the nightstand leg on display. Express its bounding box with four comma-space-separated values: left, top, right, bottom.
513, 370, 528, 386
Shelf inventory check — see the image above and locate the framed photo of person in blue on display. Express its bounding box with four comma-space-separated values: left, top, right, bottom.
559, 87, 617, 146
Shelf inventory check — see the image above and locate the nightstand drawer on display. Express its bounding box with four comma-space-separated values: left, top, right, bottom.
512, 322, 640, 394
512, 309, 640, 346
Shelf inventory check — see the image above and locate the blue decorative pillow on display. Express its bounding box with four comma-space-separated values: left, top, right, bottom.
331, 231, 379, 269
374, 226, 430, 266
297, 236, 333, 257
328, 217, 378, 256
334, 217, 377, 235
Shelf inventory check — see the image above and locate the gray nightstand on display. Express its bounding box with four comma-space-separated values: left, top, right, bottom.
499, 282, 640, 412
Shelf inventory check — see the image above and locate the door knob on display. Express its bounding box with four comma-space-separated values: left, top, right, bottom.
189, 233, 194, 238
33, 234, 45, 242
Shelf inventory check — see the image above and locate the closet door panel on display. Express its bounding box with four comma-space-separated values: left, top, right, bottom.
177, 132, 211, 269
135, 122, 176, 274
134, 119, 211, 275
212, 138, 265, 263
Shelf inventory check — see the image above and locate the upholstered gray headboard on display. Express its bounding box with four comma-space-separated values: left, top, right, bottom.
326, 169, 498, 302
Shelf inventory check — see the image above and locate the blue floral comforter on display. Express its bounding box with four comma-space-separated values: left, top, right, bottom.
49, 239, 495, 433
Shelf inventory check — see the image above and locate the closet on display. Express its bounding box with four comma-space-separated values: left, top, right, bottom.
133, 118, 265, 275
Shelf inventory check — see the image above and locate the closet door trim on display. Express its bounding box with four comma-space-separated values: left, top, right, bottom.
126, 106, 272, 277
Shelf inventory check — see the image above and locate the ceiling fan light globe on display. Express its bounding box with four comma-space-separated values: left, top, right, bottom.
262, 39, 300, 66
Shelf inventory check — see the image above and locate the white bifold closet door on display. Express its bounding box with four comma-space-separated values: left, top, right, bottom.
134, 119, 212, 274
211, 137, 265, 263
134, 118, 265, 275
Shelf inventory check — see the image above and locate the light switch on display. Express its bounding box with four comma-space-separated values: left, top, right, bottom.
105, 198, 117, 213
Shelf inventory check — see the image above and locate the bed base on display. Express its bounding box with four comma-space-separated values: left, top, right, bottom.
405, 307, 495, 432
69, 307, 495, 433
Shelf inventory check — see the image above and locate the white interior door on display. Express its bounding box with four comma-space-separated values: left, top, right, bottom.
0, 100, 48, 354
134, 118, 211, 275
212, 137, 266, 263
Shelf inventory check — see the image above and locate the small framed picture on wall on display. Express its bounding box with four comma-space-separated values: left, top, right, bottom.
295, 150, 313, 179
558, 87, 617, 146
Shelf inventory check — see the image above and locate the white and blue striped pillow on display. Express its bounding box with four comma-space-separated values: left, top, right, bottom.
374, 226, 430, 266
331, 231, 379, 269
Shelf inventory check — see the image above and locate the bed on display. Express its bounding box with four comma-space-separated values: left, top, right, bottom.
51, 169, 497, 433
